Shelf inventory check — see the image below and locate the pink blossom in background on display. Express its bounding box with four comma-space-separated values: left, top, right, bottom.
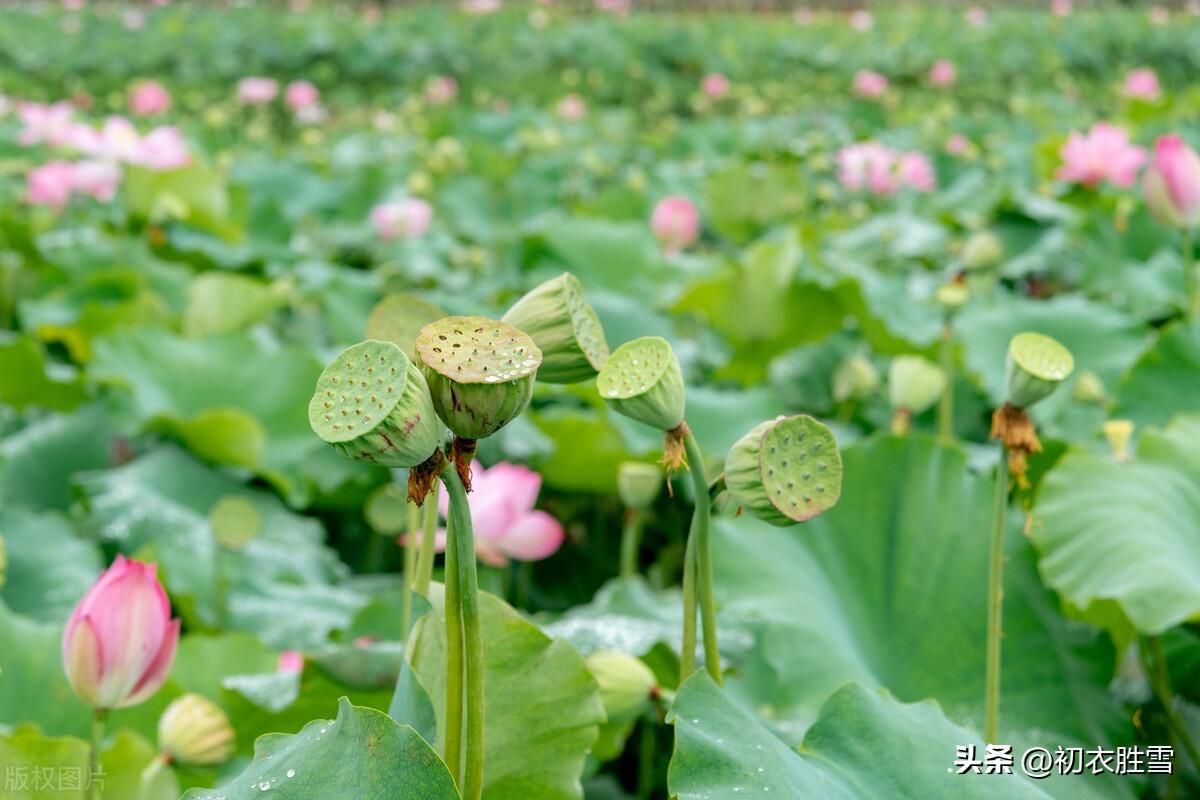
965, 6, 988, 26
1051, 0, 1072, 18
1057, 123, 1147, 188
26, 161, 77, 208
946, 134, 972, 156
928, 60, 956, 88
425, 75, 459, 106
285, 80, 320, 112
370, 198, 433, 240
1143, 135, 1200, 228
277, 650, 304, 673
61, 556, 180, 710
134, 127, 190, 170
238, 77, 279, 105
852, 70, 888, 99
837, 142, 936, 195
17, 101, 76, 147
849, 9, 873, 30
129, 80, 171, 116
897, 152, 937, 192
650, 195, 700, 254
63, 0, 85, 9
595, 0, 631, 17
701, 73, 730, 100
1123, 69, 1161, 102
462, 0, 502, 13
556, 93, 588, 121
71, 160, 122, 201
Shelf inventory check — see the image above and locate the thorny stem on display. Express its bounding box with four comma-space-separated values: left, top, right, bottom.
414, 486, 440, 597
89, 709, 107, 800
619, 509, 645, 579
684, 431, 722, 686
1140, 636, 1200, 774
442, 491, 464, 790
984, 442, 1009, 744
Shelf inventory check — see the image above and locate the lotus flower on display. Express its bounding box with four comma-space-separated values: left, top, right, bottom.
1057, 123, 1146, 188
852, 70, 888, 99
285, 80, 320, 112
650, 196, 700, 254
238, 77, 279, 105
1143, 135, 1200, 228
17, 101, 76, 147
1123, 69, 1161, 102
701, 73, 730, 100
928, 60, 956, 88
278, 650, 304, 673
837, 142, 936, 195
71, 160, 121, 201
62, 556, 180, 710
1051, 0, 1072, 17
25, 161, 77, 208
946, 134, 972, 156
129, 80, 171, 116
370, 198, 433, 240
556, 93, 588, 122
425, 76, 459, 106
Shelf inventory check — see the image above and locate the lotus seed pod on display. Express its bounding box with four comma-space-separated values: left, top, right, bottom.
597, 337, 685, 432
1104, 419, 1134, 462
1072, 370, 1106, 404
585, 650, 657, 725
1004, 332, 1074, 409
888, 355, 946, 414
209, 496, 261, 551
617, 462, 663, 512
365, 293, 445, 361
502, 273, 609, 383
725, 415, 843, 527
309, 339, 443, 468
364, 483, 409, 535
961, 230, 1004, 270
157, 693, 235, 766
935, 282, 969, 309
415, 316, 541, 440
832, 354, 880, 403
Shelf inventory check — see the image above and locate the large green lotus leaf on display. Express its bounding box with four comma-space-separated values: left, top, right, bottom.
1112, 321, 1200, 428
0, 508, 102, 623
1033, 415, 1200, 636
183, 698, 459, 800
0, 404, 113, 512
539, 215, 668, 295
0, 335, 87, 412
124, 161, 240, 242
74, 446, 363, 649
712, 435, 1130, 800
704, 161, 806, 242
669, 674, 1053, 800
0, 600, 91, 737
408, 586, 605, 800
182, 272, 283, 338
0, 725, 174, 800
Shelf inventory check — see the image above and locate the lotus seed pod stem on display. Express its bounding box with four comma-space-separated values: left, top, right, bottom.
158, 693, 235, 766
725, 415, 843, 527
502, 272, 609, 383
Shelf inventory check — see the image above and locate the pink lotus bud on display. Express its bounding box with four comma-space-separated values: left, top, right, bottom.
370, 198, 433, 240
1143, 135, 1200, 228
928, 60, 956, 88
62, 556, 180, 710
700, 73, 730, 100
26, 161, 77, 208
425, 76, 459, 106
277, 650, 304, 673
650, 196, 700, 254
556, 93, 588, 122
129, 80, 171, 116
285, 81, 320, 112
1123, 69, 1161, 102
852, 70, 888, 99
1051, 0, 1072, 17
946, 134, 972, 156
237, 77, 279, 105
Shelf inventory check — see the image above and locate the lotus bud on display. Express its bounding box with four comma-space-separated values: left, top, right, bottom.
1143, 135, 1200, 229
365, 293, 445, 361
832, 354, 880, 403
62, 556, 181, 710
935, 282, 969, 310
364, 483, 409, 536
502, 273, 609, 383
617, 462, 663, 512
597, 336, 688, 470
158, 693, 235, 766
1103, 420, 1134, 462
1004, 332, 1074, 410
1072, 370, 1106, 404
961, 230, 1004, 270
309, 339, 445, 503
416, 316, 541, 488
725, 415, 843, 527
585, 650, 657, 725
888, 356, 946, 434
209, 496, 261, 551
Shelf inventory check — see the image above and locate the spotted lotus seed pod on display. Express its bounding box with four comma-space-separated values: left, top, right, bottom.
158, 693, 235, 766
209, 496, 261, 551
617, 462, 663, 512
415, 316, 541, 440
597, 337, 685, 432
502, 273, 609, 383
365, 293, 445, 361
585, 650, 658, 725
725, 415, 843, 527
888, 355, 946, 415
308, 340, 443, 468
1005, 332, 1074, 409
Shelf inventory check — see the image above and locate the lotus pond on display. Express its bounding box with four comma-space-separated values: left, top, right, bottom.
1, 2, 1199, 799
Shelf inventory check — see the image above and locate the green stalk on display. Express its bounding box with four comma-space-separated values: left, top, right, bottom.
365, 527, 385, 574
938, 319, 954, 442
400, 500, 420, 638
619, 510, 645, 579
684, 432, 722, 685
414, 486, 440, 597
1184, 228, 1197, 319
984, 444, 1009, 743
636, 718, 656, 800
89, 709, 107, 800
212, 544, 225, 629
442, 493, 464, 790
442, 468, 485, 800
680, 518, 697, 679
1141, 636, 1200, 772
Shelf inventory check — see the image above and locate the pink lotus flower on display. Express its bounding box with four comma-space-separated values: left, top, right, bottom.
71, 160, 122, 202
852, 70, 888, 99
1144, 135, 1200, 228
277, 650, 304, 673
701, 73, 730, 100
26, 161, 78, 208
1057, 123, 1147, 188
1051, 0, 1072, 17
238, 77, 279, 105
129, 80, 171, 116
425, 76, 459, 106
462, 0, 502, 13
897, 152, 937, 192
370, 198, 433, 240
849, 9, 873, 30
434, 461, 565, 566
837, 142, 936, 195
946, 134, 972, 156
285, 80, 320, 112
556, 93, 588, 122
928, 60, 956, 88
17, 101, 76, 148
650, 196, 700, 254
965, 6, 988, 26
134, 127, 190, 171
62, 556, 180, 710
1124, 69, 1162, 102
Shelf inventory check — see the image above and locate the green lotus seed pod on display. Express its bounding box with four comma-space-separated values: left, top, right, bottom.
366, 293, 445, 361
309, 339, 443, 468
209, 496, 261, 551
364, 483, 409, 535
415, 316, 541, 440
1005, 332, 1074, 409
832, 354, 880, 403
597, 337, 685, 432
502, 273, 609, 383
585, 650, 657, 725
725, 415, 843, 527
961, 230, 1004, 270
888, 355, 946, 414
158, 693, 235, 766
935, 282, 969, 309
617, 462, 663, 511
1072, 370, 1105, 404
